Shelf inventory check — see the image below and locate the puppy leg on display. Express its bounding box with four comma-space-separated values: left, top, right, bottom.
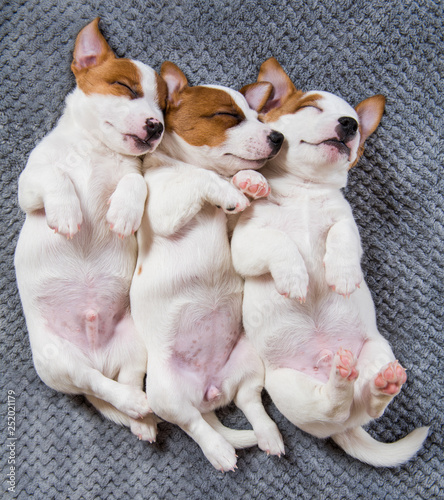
354, 338, 405, 418
18, 160, 82, 237
235, 374, 284, 456
324, 219, 363, 297
265, 351, 358, 438
232, 222, 308, 301
145, 165, 250, 236
179, 407, 239, 472
106, 173, 147, 237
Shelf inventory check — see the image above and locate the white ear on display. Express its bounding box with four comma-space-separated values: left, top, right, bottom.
72, 18, 114, 71
239, 82, 273, 112
160, 61, 188, 104
355, 95, 386, 145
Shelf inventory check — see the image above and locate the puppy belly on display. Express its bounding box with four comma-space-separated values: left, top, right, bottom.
37, 274, 129, 353
265, 298, 367, 383
277, 334, 365, 383
171, 301, 242, 406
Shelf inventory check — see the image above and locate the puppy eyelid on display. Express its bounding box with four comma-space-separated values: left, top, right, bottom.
298, 105, 322, 112
112, 81, 139, 99
211, 112, 241, 119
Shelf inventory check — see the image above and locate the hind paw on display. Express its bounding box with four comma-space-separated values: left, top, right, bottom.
130, 414, 158, 443
374, 361, 406, 395
336, 348, 359, 381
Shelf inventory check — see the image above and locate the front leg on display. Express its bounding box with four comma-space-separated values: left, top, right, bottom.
232, 211, 308, 302
106, 173, 148, 237
18, 159, 83, 238
146, 165, 249, 236
324, 218, 363, 297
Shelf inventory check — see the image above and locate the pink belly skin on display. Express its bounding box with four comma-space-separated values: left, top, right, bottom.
171, 303, 242, 402
278, 333, 365, 383
38, 274, 129, 353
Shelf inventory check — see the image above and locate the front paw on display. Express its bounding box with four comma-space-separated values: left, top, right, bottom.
211, 183, 251, 214
324, 254, 363, 297
45, 194, 83, 238
232, 170, 270, 200
271, 260, 309, 303
106, 192, 144, 238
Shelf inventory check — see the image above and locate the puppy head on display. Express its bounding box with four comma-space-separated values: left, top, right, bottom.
159, 61, 284, 176
71, 19, 167, 156
255, 57, 385, 185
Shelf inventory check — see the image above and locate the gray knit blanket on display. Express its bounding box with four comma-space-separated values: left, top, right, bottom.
1, 0, 442, 498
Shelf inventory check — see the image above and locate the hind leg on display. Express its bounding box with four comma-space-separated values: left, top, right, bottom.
231, 340, 284, 456
28, 315, 151, 419
265, 349, 358, 438
354, 337, 405, 418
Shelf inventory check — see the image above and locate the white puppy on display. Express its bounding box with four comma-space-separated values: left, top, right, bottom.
130, 62, 285, 471
231, 57, 428, 467
14, 19, 166, 440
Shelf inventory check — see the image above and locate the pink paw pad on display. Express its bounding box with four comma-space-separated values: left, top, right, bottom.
374, 361, 407, 395
336, 348, 358, 381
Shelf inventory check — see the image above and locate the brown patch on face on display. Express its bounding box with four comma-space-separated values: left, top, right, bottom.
261, 92, 323, 123
73, 57, 144, 98
166, 86, 246, 147
155, 72, 168, 111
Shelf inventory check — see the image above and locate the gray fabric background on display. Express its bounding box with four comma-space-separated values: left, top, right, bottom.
1, 0, 442, 498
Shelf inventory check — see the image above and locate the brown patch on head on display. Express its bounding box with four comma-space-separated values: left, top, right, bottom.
166, 86, 246, 147
74, 58, 144, 98
261, 92, 323, 123
71, 18, 144, 99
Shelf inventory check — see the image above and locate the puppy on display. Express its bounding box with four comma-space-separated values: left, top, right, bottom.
231, 58, 428, 467
14, 19, 166, 440
130, 61, 285, 471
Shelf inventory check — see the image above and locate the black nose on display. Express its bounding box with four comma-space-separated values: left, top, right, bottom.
144, 119, 164, 142
267, 130, 284, 155
337, 116, 358, 141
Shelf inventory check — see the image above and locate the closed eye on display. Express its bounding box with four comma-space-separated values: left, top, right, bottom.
213, 111, 241, 118
112, 81, 139, 99
298, 105, 322, 112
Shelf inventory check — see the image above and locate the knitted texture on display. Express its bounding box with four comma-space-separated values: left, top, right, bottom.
1, 0, 442, 498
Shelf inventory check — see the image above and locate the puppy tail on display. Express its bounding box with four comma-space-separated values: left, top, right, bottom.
203, 412, 258, 449
331, 425, 429, 467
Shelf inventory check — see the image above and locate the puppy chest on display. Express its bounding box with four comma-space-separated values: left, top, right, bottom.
278, 195, 334, 257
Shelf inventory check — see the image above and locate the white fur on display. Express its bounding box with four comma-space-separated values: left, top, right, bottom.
14, 49, 164, 440
130, 85, 284, 471
231, 90, 428, 466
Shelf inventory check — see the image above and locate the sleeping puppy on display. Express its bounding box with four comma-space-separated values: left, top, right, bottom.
231, 57, 428, 467
14, 19, 165, 440
130, 61, 285, 471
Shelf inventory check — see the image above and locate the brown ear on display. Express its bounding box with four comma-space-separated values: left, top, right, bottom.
257, 57, 297, 113
71, 18, 114, 75
239, 82, 273, 112
160, 61, 189, 105
355, 95, 386, 147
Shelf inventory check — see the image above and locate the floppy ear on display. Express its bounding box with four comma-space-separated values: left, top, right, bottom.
257, 57, 297, 113
71, 18, 114, 74
160, 61, 189, 106
239, 82, 273, 112
355, 95, 386, 147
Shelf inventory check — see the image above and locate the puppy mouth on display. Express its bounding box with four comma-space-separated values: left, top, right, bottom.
224, 153, 274, 166
125, 133, 162, 151
303, 139, 350, 156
